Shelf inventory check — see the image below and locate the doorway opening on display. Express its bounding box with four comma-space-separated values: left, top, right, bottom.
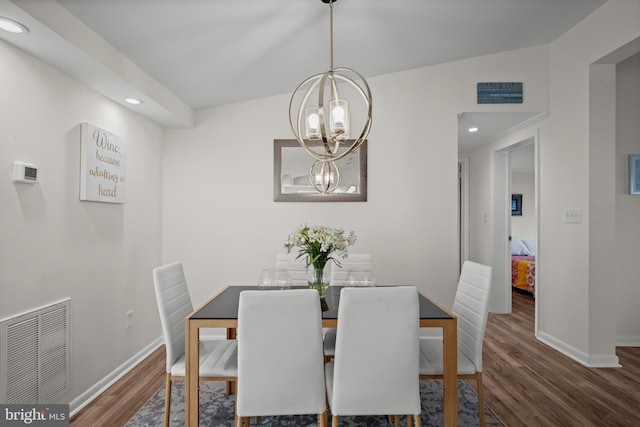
458, 112, 543, 335
492, 134, 539, 334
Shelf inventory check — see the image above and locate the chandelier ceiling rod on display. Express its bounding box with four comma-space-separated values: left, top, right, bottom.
329, 0, 334, 71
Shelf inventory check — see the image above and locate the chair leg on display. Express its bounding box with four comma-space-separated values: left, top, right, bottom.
332, 415, 339, 427
318, 410, 328, 427
477, 372, 486, 427
393, 415, 400, 426
414, 414, 421, 427
164, 374, 171, 427
406, 414, 413, 427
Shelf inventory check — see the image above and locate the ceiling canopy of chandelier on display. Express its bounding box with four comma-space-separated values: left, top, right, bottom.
288, 0, 372, 193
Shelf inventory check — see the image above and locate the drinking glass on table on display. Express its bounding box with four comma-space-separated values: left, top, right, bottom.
258, 268, 291, 289
344, 270, 376, 287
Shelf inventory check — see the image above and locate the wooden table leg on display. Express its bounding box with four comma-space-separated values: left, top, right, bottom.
227, 327, 236, 395
442, 317, 458, 427
186, 319, 200, 427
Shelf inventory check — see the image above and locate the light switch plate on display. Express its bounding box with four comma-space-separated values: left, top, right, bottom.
563, 208, 582, 223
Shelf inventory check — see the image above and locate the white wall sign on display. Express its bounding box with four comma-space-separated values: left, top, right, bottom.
80, 123, 126, 203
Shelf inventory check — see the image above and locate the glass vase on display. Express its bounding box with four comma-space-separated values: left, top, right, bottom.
307, 262, 331, 298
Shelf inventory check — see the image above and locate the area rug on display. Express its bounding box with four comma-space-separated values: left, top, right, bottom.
126, 380, 504, 426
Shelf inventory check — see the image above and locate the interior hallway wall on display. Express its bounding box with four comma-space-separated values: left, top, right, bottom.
511, 171, 535, 239
0, 39, 164, 405
615, 52, 640, 346
464, 0, 640, 366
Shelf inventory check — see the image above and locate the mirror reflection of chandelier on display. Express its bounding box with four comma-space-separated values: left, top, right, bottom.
289, 0, 372, 193
310, 159, 341, 194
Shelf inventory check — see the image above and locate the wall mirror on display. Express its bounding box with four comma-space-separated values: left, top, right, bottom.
273, 139, 367, 202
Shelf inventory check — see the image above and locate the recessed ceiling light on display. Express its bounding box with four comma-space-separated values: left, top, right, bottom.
0, 17, 29, 34
125, 98, 143, 105
468, 127, 479, 133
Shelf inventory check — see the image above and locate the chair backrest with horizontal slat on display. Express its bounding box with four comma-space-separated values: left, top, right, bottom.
453, 261, 493, 371
275, 253, 308, 285
330, 253, 374, 285
152, 261, 193, 373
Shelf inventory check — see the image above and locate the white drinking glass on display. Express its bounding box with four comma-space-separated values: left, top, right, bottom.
344, 270, 376, 287
258, 268, 291, 289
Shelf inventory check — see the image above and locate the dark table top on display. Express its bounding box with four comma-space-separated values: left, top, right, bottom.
190, 285, 452, 321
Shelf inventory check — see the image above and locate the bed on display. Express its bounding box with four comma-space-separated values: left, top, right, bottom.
511, 237, 536, 295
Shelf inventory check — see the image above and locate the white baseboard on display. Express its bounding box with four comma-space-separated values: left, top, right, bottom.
69, 337, 163, 417
537, 331, 621, 368
616, 336, 640, 347
586, 353, 621, 368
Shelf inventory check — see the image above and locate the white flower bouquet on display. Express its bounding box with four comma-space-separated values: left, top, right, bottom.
284, 224, 357, 272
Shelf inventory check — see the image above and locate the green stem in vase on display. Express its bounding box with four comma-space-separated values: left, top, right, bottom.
313, 264, 325, 285
308, 262, 329, 298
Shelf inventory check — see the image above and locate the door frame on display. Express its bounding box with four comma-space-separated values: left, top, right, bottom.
458, 158, 470, 271
491, 130, 540, 335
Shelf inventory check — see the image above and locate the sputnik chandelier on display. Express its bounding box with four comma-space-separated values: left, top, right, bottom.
288, 0, 372, 194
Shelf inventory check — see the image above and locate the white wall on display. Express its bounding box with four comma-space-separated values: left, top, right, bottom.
0, 40, 164, 405
511, 171, 535, 239
162, 45, 550, 320
466, 0, 640, 366
615, 52, 640, 346
549, 0, 639, 366
465, 143, 494, 268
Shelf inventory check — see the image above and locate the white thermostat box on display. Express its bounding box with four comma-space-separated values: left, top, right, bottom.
12, 161, 38, 183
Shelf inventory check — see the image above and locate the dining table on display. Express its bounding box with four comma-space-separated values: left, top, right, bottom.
185, 285, 458, 427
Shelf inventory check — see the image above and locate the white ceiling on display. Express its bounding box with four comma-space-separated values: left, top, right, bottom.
458, 111, 544, 151
0, 0, 605, 147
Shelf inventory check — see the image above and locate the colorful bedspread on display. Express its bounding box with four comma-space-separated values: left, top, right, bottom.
511, 255, 535, 294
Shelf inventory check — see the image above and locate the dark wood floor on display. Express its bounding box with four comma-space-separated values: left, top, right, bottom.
70, 345, 165, 427
481, 290, 640, 426
71, 290, 640, 426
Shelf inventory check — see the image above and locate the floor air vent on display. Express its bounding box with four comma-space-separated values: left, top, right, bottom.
0, 299, 70, 404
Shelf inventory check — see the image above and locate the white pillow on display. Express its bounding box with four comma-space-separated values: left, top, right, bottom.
521, 238, 536, 256
511, 238, 532, 256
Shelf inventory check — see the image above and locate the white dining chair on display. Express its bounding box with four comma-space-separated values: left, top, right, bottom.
323, 253, 375, 359
236, 289, 328, 427
325, 286, 422, 427
275, 253, 308, 286
418, 260, 492, 427
329, 253, 374, 286
152, 261, 238, 427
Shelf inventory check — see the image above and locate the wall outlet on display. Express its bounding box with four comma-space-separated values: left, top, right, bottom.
126, 310, 134, 329
563, 208, 582, 223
